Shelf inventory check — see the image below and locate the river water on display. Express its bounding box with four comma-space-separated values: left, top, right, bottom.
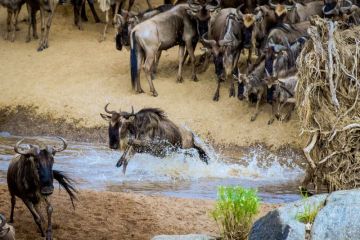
0, 134, 305, 203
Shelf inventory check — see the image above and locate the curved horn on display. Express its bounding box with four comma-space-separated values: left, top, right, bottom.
284, 0, 295, 10
269, 0, 277, 9
236, 4, 244, 18
131, 106, 134, 115
53, 137, 68, 153
14, 139, 33, 155
201, 33, 217, 46
0, 214, 6, 229
340, 0, 352, 13
104, 103, 117, 114
188, 0, 202, 11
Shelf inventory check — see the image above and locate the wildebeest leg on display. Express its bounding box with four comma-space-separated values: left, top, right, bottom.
268, 100, 277, 125
37, 8, 46, 51
153, 50, 162, 75
177, 45, 185, 83
136, 49, 144, 93
100, 10, 109, 42
87, 0, 101, 23
185, 41, 198, 82
116, 145, 135, 174
4, 9, 11, 40
143, 51, 158, 96
10, 9, 20, 42
23, 200, 45, 237
213, 77, 221, 101
42, 5, 57, 50
45, 198, 53, 240
251, 91, 262, 121
32, 9, 38, 39
247, 48, 252, 66
127, 0, 136, 11
77, 0, 86, 30
9, 195, 16, 223
113, 1, 120, 24
26, 3, 32, 42
80, 0, 88, 22
146, 0, 153, 9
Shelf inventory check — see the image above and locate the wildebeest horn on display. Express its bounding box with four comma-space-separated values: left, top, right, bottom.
131, 106, 135, 115
206, 0, 221, 11
53, 137, 68, 153
104, 103, 117, 114
340, 0, 352, 13
14, 139, 35, 155
269, 0, 277, 9
202, 33, 217, 46
0, 214, 6, 229
284, 0, 295, 10
236, 4, 244, 18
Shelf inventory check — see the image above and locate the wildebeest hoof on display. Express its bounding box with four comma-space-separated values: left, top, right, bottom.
152, 91, 158, 97
268, 119, 274, 125
251, 115, 257, 121
229, 89, 235, 97
238, 94, 244, 101
116, 159, 123, 168
37, 46, 44, 52
213, 94, 220, 102
136, 89, 145, 94
192, 75, 199, 82
33, 34, 39, 39
177, 76, 183, 83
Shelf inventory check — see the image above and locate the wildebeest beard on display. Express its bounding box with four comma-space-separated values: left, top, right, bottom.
197, 20, 209, 38
108, 122, 121, 149
265, 52, 274, 75
116, 23, 130, 51
243, 27, 253, 49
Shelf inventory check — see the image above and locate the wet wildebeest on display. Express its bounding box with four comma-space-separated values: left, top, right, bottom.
115, 4, 173, 51
0, 0, 25, 42
26, 0, 59, 51
7, 137, 77, 240
0, 214, 15, 240
73, 0, 101, 30
202, 7, 257, 101
100, 104, 209, 173
129, 4, 217, 96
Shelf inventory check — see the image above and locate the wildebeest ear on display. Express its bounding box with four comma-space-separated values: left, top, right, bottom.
100, 113, 112, 122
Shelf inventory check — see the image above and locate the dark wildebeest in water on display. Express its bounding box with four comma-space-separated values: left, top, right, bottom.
7, 137, 77, 240
100, 104, 209, 173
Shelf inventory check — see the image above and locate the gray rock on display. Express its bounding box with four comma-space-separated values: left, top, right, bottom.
151, 234, 218, 240
311, 189, 360, 240
0, 132, 11, 137
249, 194, 328, 240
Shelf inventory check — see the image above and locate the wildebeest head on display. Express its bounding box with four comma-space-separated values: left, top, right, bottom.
322, 0, 352, 16
269, 0, 296, 21
100, 103, 135, 150
14, 137, 67, 195
115, 11, 139, 51
187, 0, 221, 21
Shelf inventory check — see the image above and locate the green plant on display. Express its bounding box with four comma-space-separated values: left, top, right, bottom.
295, 203, 321, 224
212, 186, 260, 240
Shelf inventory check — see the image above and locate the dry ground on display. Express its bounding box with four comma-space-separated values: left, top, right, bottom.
0, 1, 304, 149
0, 185, 279, 240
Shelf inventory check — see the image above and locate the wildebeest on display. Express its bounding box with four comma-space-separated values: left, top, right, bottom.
100, 104, 209, 173
73, 0, 101, 30
26, 0, 58, 51
115, 4, 173, 51
7, 137, 77, 240
202, 7, 254, 101
129, 4, 207, 96
0, 214, 15, 240
0, 0, 25, 42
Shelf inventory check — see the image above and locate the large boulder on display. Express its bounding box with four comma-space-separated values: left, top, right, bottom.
249, 194, 328, 240
249, 189, 360, 240
151, 234, 218, 240
311, 189, 360, 240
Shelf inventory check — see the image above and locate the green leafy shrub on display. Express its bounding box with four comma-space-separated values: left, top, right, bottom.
212, 186, 260, 240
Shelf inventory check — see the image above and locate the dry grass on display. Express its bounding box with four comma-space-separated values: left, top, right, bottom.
296, 16, 360, 191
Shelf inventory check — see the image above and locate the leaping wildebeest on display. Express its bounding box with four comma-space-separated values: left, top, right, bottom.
0, 0, 25, 42
7, 137, 77, 240
100, 104, 209, 173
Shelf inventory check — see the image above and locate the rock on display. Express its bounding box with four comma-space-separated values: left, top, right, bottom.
311, 189, 360, 240
0, 132, 11, 137
249, 194, 328, 240
151, 234, 218, 240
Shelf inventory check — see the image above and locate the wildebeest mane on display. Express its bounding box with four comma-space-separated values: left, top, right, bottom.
136, 108, 167, 120
53, 170, 78, 209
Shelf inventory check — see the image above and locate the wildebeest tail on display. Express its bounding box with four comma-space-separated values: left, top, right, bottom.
130, 31, 137, 90
53, 170, 78, 209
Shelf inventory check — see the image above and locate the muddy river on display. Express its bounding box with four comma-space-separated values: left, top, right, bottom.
0, 133, 305, 203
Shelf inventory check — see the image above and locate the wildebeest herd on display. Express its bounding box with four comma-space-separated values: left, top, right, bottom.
1, 0, 360, 239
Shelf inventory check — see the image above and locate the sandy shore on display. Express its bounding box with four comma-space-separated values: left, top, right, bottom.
0, 185, 279, 240
0, 1, 304, 150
